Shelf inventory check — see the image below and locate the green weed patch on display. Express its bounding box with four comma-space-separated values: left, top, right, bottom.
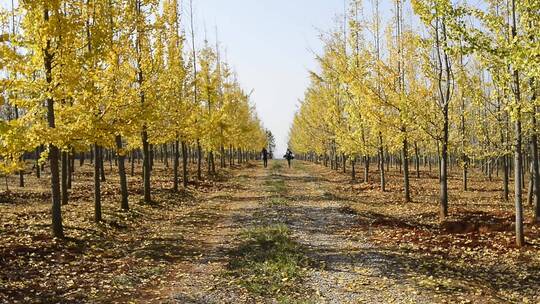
226, 224, 311, 298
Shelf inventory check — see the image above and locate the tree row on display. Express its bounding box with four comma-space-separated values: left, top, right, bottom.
289, 0, 539, 246
0, 0, 267, 238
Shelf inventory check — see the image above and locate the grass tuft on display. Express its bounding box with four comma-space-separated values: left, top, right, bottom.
266, 197, 289, 207
270, 161, 284, 172
265, 178, 287, 194
226, 224, 311, 298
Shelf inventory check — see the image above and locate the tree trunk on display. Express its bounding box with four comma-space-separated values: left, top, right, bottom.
207, 153, 211, 176
94, 143, 102, 222
414, 142, 420, 178
522, 155, 526, 190
61, 151, 68, 205
68, 150, 73, 189
79, 151, 85, 167
115, 135, 129, 211
531, 102, 540, 222
49, 144, 63, 237
463, 159, 468, 191
403, 136, 411, 202
527, 161, 534, 206
108, 150, 113, 172
237, 148, 242, 164
164, 144, 169, 168
488, 159, 493, 181
44, 7, 63, 237
35, 148, 41, 179
229, 145, 233, 166
197, 140, 202, 179
363, 156, 369, 183
461, 86, 468, 191
351, 157, 356, 181
221, 145, 226, 168
142, 128, 152, 203
211, 151, 216, 175
173, 140, 180, 192
440, 110, 449, 219
379, 137, 386, 192
149, 144, 154, 171
503, 155, 509, 201
130, 151, 135, 177
99, 147, 106, 182
511, 0, 524, 247
182, 141, 188, 188
515, 117, 525, 246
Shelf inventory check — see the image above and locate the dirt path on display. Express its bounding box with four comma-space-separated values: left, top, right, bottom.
140, 164, 268, 303
282, 162, 436, 304
143, 160, 477, 303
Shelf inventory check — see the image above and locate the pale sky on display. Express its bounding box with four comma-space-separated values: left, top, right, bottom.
190, 0, 350, 157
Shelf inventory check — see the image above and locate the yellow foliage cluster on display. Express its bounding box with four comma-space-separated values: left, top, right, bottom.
290, 0, 539, 166
0, 0, 266, 174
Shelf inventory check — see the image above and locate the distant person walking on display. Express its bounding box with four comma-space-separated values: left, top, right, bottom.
261, 147, 269, 168
284, 148, 295, 168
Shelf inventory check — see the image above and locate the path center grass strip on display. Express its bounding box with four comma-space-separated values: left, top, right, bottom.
225, 224, 311, 298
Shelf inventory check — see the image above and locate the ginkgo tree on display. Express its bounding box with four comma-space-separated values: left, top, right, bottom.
290, 0, 539, 247
0, 0, 267, 238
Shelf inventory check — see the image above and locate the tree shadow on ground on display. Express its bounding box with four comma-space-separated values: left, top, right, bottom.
306, 244, 539, 302
173, 293, 208, 304
269, 173, 338, 184
129, 236, 207, 262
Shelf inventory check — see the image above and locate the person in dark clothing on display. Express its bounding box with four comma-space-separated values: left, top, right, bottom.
284, 148, 294, 168
261, 147, 269, 168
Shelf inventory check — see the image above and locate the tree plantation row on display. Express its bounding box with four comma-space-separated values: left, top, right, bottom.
0, 0, 268, 238
288, 0, 539, 247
